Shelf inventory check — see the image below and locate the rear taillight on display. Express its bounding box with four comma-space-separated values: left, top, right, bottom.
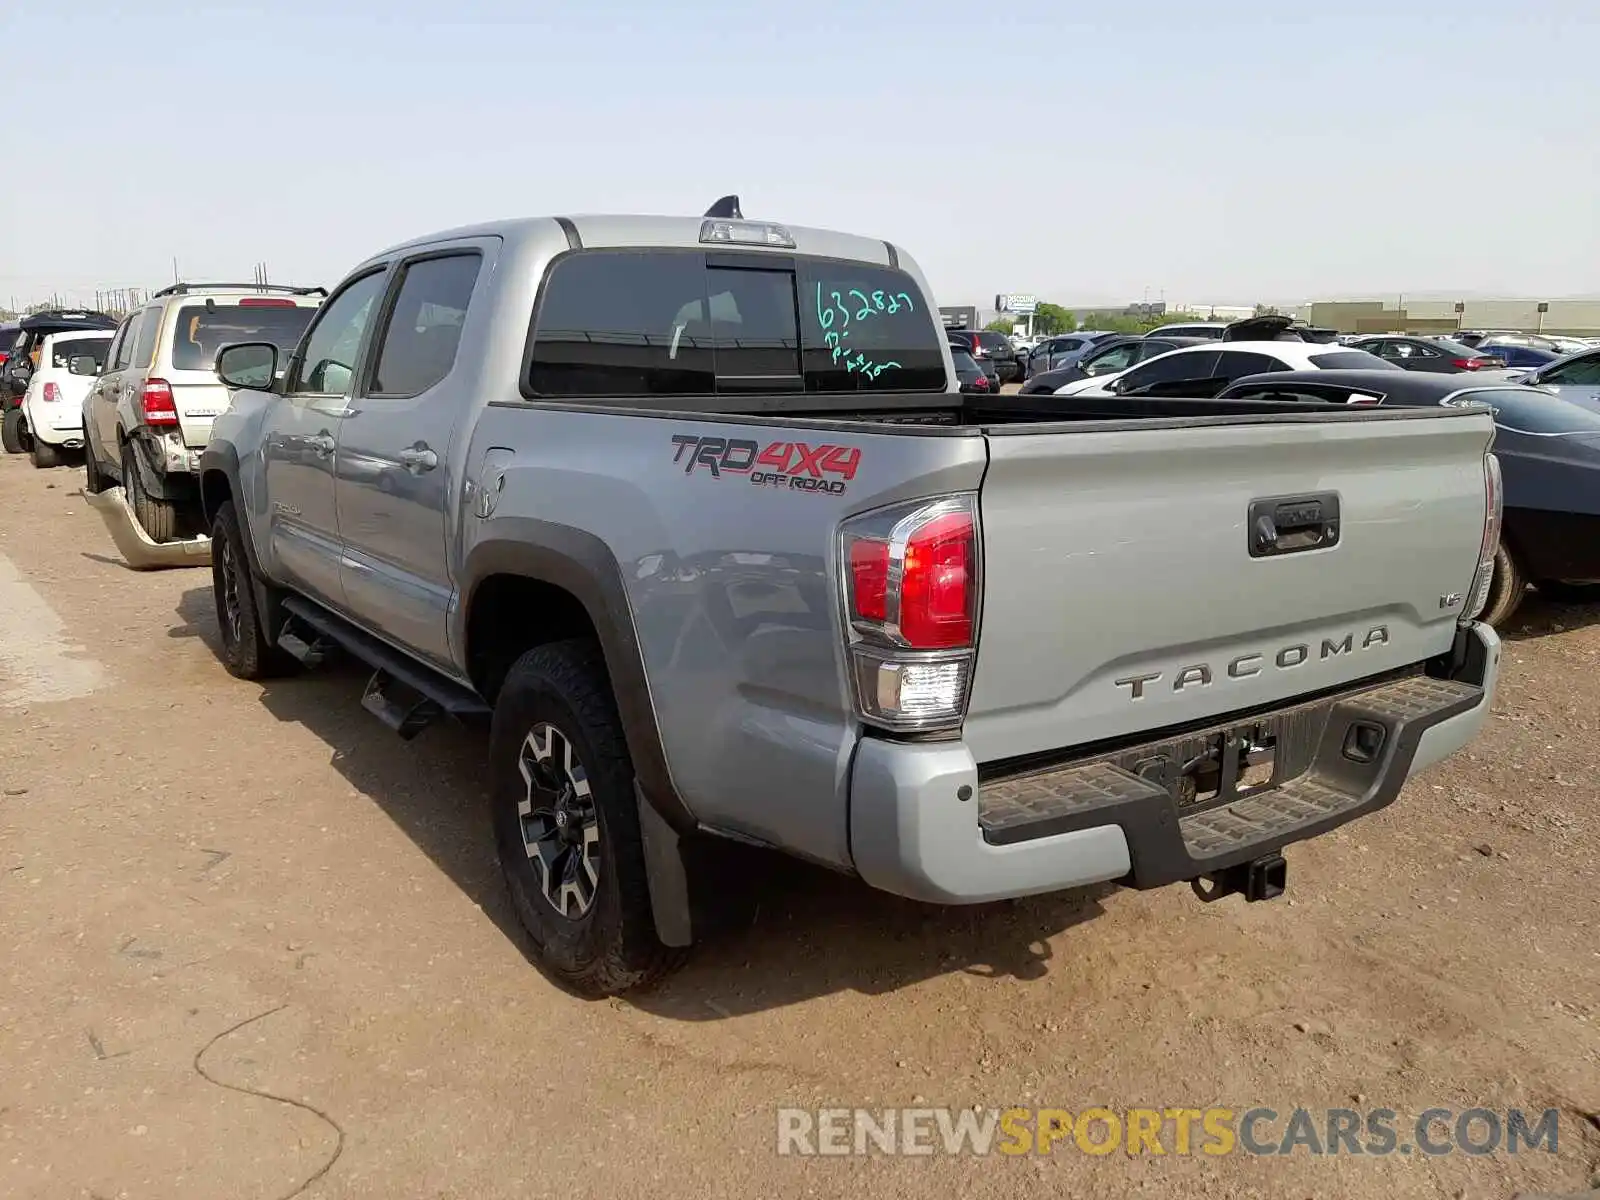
973, 375, 990, 390
239, 297, 296, 307
1463, 454, 1503, 621
41, 382, 62, 403
140, 378, 179, 426
841, 495, 980, 731
1452, 357, 1491, 370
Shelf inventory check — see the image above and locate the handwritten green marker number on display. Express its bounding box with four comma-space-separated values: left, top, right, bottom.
813, 282, 912, 378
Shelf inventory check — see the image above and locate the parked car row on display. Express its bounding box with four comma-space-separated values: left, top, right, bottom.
1017, 325, 1600, 627
1, 286, 324, 540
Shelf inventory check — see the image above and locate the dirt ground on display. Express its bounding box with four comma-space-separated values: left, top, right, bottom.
0, 451, 1597, 1200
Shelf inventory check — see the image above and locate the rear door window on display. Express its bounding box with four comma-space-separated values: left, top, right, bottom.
1308, 350, 1398, 370
1215, 351, 1289, 380
1083, 342, 1139, 375
368, 253, 482, 396
1116, 350, 1221, 391
169, 302, 319, 373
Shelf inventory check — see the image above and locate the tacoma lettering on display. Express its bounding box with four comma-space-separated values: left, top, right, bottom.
1116, 626, 1391, 699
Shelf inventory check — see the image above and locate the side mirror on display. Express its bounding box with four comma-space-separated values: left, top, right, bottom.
68, 356, 101, 377
4, 366, 30, 398
215, 341, 279, 391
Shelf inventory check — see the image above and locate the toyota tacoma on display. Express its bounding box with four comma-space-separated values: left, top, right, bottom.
199, 198, 1503, 995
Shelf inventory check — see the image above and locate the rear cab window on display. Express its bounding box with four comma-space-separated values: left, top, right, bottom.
47, 336, 112, 369
526, 250, 947, 405
1308, 350, 1396, 370
166, 301, 319, 374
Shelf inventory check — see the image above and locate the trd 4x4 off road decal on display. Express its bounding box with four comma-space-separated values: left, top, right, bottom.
669, 434, 860, 496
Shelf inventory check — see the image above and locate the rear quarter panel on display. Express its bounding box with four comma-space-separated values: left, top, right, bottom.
461, 406, 985, 869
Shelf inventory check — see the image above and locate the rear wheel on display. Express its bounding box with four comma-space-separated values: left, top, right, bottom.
122, 441, 178, 543
1534, 580, 1600, 605
1, 408, 25, 455
30, 437, 61, 469
491, 639, 682, 996
1479, 543, 1526, 627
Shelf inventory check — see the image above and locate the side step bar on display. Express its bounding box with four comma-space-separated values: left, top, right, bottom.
279, 595, 491, 738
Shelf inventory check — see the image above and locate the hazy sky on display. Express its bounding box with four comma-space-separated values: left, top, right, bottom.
2, 0, 1596, 311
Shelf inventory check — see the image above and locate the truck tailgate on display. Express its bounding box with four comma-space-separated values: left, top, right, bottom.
964, 409, 1495, 764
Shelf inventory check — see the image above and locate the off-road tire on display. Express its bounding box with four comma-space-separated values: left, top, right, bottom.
83, 441, 108, 493
491, 639, 683, 996
1533, 579, 1600, 605
1, 408, 25, 455
1479, 542, 1526, 628
123, 441, 178, 543
30, 437, 61, 469
211, 501, 297, 680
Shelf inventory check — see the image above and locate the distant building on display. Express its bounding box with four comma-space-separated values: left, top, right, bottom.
1307, 298, 1600, 336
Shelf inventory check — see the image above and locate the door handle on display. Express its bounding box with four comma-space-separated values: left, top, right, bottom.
310, 433, 335, 458
398, 444, 438, 473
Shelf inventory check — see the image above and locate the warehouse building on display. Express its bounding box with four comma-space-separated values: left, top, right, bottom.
1306, 298, 1600, 337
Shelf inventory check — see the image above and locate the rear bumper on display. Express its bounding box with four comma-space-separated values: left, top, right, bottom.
32, 417, 83, 445
134, 428, 202, 479
848, 622, 1500, 904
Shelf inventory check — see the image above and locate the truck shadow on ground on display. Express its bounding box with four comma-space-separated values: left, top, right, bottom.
1500, 594, 1600, 642
173, 586, 1113, 1017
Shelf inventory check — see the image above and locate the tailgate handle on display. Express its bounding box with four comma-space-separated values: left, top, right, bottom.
1249, 492, 1340, 558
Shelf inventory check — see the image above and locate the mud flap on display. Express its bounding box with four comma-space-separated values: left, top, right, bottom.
636, 782, 693, 947
84, 486, 211, 570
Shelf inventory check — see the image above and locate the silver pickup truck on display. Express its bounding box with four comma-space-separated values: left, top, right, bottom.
200, 199, 1503, 995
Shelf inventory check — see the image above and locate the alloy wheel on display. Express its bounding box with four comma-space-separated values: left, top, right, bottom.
218, 538, 244, 648
517, 722, 600, 918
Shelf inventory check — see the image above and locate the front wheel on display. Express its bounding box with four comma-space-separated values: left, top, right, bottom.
210, 501, 297, 680
1478, 543, 1526, 627
84, 440, 108, 493
491, 639, 683, 996
1, 408, 25, 455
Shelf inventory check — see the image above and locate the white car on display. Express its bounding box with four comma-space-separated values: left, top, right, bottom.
1052, 340, 1397, 398
16, 330, 115, 468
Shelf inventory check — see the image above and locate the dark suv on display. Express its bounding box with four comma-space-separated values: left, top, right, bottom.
945, 328, 1020, 382
2, 310, 119, 412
